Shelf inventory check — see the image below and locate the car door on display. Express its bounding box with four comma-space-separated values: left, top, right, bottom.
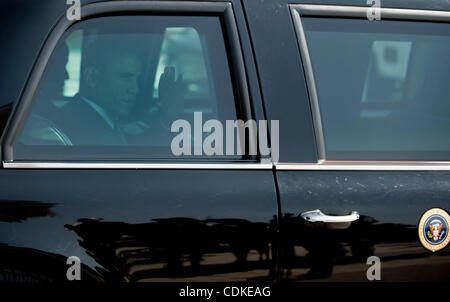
244, 0, 450, 281
0, 0, 279, 282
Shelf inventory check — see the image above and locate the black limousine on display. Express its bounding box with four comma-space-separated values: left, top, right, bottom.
0, 0, 449, 282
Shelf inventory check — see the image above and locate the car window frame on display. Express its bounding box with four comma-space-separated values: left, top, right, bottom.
2, 1, 269, 169
285, 4, 450, 171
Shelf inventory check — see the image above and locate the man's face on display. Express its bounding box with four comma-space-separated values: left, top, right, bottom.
97, 53, 142, 120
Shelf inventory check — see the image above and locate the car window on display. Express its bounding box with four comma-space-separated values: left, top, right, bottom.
302, 18, 450, 160
14, 15, 240, 161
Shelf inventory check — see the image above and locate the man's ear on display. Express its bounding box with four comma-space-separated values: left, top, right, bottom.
84, 67, 100, 88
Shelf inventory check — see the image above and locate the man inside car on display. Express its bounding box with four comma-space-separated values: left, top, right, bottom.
57, 38, 184, 145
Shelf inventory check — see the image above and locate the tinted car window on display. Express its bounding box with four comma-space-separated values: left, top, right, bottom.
303, 18, 450, 160
14, 15, 239, 161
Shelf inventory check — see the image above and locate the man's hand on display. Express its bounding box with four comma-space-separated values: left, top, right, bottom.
157, 66, 184, 125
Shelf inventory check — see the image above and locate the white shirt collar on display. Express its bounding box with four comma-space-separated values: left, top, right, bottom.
80, 96, 115, 130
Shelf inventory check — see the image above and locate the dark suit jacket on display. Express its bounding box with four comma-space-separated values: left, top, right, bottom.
57, 96, 125, 145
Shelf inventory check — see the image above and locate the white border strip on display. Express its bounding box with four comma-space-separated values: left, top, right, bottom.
2, 161, 273, 170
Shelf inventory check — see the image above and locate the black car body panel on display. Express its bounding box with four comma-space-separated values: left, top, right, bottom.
0, 169, 278, 281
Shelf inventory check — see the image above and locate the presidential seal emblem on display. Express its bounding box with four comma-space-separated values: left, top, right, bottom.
418, 208, 450, 252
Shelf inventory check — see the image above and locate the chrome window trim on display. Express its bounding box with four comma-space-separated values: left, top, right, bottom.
2, 162, 272, 170
276, 161, 450, 171
289, 4, 450, 163
2, 1, 256, 166
290, 7, 326, 160
292, 4, 450, 21
10, 160, 450, 170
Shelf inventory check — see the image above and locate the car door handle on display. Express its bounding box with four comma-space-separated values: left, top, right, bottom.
300, 209, 360, 223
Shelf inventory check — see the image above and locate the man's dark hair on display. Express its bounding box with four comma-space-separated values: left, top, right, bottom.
80, 36, 143, 90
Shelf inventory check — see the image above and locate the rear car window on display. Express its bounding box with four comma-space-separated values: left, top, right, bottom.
302, 18, 450, 160
13, 15, 239, 161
